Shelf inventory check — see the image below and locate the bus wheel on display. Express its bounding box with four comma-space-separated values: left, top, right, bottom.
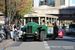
23, 35, 26, 41
40, 31, 45, 41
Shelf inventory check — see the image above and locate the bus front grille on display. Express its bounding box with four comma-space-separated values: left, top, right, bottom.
27, 26, 32, 33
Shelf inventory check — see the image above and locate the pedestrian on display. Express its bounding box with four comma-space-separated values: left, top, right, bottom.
6, 23, 11, 39
54, 22, 58, 39
8, 23, 11, 39
19, 25, 21, 30
12, 24, 15, 39
21, 25, 24, 30
12, 24, 15, 32
13, 29, 18, 41
19, 24, 23, 30
14, 24, 17, 29
10, 24, 14, 39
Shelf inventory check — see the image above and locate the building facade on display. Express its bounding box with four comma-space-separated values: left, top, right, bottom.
23, 0, 75, 25
33, 0, 75, 21
33, 0, 72, 7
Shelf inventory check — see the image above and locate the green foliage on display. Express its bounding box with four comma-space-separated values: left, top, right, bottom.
0, 0, 33, 23
17, 0, 33, 18
0, 0, 5, 15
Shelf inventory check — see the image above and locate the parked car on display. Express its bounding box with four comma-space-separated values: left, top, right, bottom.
17, 27, 23, 39
58, 28, 63, 38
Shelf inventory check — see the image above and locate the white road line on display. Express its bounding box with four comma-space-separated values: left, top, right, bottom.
43, 41, 51, 50
43, 41, 47, 43
45, 46, 50, 49
44, 44, 48, 46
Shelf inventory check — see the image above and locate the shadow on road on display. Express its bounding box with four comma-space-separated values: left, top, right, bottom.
64, 35, 75, 38
59, 35, 75, 42
16, 37, 75, 42
16, 34, 75, 42
56, 38, 75, 42
16, 39, 42, 42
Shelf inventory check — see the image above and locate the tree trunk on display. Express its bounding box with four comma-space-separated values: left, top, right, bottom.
15, 16, 18, 27
5, 0, 7, 18
5, 0, 10, 24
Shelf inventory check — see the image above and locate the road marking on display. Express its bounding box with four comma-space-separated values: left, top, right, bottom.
43, 41, 47, 43
44, 44, 48, 46
43, 41, 51, 50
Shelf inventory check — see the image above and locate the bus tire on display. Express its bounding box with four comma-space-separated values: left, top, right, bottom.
40, 31, 45, 41
23, 35, 26, 41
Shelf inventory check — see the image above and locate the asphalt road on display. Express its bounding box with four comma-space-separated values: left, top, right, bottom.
5, 35, 75, 50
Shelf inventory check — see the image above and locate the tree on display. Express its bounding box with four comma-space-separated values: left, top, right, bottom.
14, 0, 33, 25
17, 0, 33, 17
0, 0, 33, 24
0, 0, 5, 15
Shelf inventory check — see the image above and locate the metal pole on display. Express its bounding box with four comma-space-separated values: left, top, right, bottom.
24, 18, 26, 25
39, 17, 40, 25
45, 17, 47, 25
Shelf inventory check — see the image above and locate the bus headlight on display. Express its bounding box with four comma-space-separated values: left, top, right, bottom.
24, 32, 26, 34
35, 32, 37, 34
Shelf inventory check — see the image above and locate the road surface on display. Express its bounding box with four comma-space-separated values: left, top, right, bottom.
5, 35, 75, 50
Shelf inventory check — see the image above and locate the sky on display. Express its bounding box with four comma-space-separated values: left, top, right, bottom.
72, 0, 75, 4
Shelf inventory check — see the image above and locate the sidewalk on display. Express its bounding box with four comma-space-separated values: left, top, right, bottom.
0, 39, 14, 50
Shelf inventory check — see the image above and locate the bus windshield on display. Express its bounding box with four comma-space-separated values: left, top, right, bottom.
70, 24, 75, 28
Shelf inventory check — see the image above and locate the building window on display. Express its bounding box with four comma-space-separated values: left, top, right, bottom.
60, 0, 65, 5
39, 0, 55, 7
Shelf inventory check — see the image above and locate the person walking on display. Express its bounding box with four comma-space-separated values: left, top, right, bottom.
10, 24, 14, 39
12, 24, 15, 32
7, 23, 11, 39
12, 24, 15, 39
14, 24, 17, 29
13, 29, 18, 41
54, 22, 58, 38
19, 24, 23, 30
